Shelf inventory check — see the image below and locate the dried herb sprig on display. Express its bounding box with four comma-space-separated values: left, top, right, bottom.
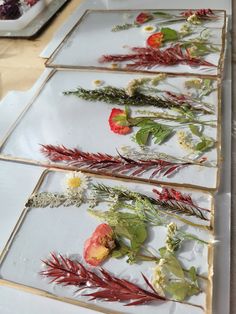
64, 86, 181, 110
40, 144, 205, 179
25, 191, 83, 208
99, 44, 216, 69
41, 253, 166, 306
91, 183, 210, 221
64, 85, 212, 115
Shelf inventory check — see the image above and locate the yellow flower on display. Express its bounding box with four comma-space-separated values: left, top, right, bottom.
92, 79, 104, 87
187, 14, 201, 25
64, 171, 88, 193
177, 131, 194, 152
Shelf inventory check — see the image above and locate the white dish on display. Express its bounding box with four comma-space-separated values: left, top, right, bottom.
0, 0, 48, 31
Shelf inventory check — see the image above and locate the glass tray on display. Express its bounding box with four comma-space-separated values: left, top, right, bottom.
0, 168, 214, 314
46, 9, 226, 76
0, 69, 221, 189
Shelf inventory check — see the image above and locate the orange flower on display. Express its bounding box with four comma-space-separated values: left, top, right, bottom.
146, 32, 164, 48
108, 108, 131, 135
84, 224, 115, 266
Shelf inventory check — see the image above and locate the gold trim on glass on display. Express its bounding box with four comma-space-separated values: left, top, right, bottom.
0, 69, 221, 191
45, 9, 227, 78
0, 168, 215, 313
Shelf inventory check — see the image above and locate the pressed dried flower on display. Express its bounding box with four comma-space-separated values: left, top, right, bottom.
185, 79, 202, 90
135, 12, 153, 25
177, 130, 194, 152
110, 63, 119, 69
146, 32, 164, 48
142, 25, 157, 34
125, 77, 150, 96
84, 223, 115, 266
187, 14, 201, 25
108, 108, 131, 135
64, 171, 88, 193
92, 79, 104, 87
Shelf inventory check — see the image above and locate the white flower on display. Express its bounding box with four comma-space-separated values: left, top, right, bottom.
187, 14, 201, 25
64, 171, 88, 193
92, 79, 104, 87
142, 25, 157, 33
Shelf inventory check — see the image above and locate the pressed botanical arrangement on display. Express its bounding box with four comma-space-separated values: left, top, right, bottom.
0, 7, 227, 314
46, 8, 225, 76
100, 9, 222, 70
21, 170, 213, 311
64, 75, 217, 151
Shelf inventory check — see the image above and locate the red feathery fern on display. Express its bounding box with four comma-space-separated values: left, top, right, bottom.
41, 253, 166, 306
99, 44, 216, 69
152, 187, 210, 220
181, 8, 215, 18
40, 144, 195, 178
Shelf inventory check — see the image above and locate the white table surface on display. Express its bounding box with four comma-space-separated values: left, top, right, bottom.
0, 0, 232, 313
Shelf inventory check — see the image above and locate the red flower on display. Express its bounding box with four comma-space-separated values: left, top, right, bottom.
25, 0, 38, 6
135, 12, 153, 25
84, 223, 115, 266
146, 32, 164, 48
108, 108, 131, 135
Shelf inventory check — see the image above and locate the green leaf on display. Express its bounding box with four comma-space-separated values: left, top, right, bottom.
135, 120, 173, 146
113, 114, 130, 126
135, 128, 151, 145
189, 124, 202, 137
195, 137, 214, 152
125, 105, 131, 117
159, 247, 167, 257
111, 242, 130, 258
113, 212, 147, 253
188, 266, 197, 282
161, 27, 179, 42
164, 253, 185, 279
151, 123, 173, 144
152, 11, 172, 18
189, 43, 220, 57
165, 281, 190, 301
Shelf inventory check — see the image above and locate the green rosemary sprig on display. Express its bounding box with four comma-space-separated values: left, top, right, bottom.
63, 86, 208, 113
